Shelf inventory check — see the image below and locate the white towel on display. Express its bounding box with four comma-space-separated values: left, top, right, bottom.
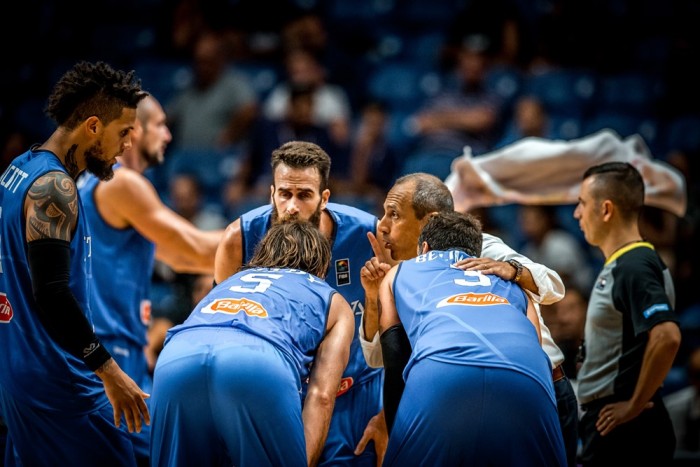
445, 129, 687, 217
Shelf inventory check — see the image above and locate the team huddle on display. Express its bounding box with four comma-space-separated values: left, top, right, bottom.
0, 62, 680, 467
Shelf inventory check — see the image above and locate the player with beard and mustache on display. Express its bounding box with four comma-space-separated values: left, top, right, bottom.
77, 94, 224, 466
0, 61, 150, 465
215, 140, 386, 466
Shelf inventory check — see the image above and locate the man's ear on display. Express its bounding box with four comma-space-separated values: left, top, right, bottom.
85, 116, 101, 136
420, 241, 430, 254
419, 211, 439, 228
602, 199, 614, 222
320, 188, 330, 210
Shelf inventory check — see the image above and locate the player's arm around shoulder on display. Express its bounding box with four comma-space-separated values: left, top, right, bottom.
304, 292, 354, 466
459, 233, 565, 304
214, 218, 244, 284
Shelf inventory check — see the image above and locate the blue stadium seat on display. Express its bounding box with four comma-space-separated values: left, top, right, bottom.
326, 0, 394, 22
583, 112, 662, 155
664, 114, 700, 154
398, 0, 468, 30
90, 23, 157, 62
385, 109, 420, 155
162, 147, 246, 208
485, 65, 524, 109
594, 71, 665, 115
132, 59, 192, 104
366, 61, 442, 112
400, 31, 447, 67
233, 61, 281, 101
549, 116, 584, 140
522, 68, 597, 119
14, 97, 54, 142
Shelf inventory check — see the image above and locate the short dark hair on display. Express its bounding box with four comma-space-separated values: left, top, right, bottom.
45, 61, 147, 130
271, 141, 331, 191
395, 173, 454, 220
246, 220, 331, 278
418, 211, 483, 257
583, 162, 644, 220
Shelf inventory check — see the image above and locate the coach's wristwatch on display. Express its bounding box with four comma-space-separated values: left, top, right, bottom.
506, 259, 523, 283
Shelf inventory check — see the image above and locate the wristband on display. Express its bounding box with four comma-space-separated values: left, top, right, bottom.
506, 259, 523, 283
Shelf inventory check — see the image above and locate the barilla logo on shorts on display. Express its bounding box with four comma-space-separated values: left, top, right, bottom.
202, 298, 268, 318
437, 293, 509, 308
0, 292, 12, 323
336, 377, 354, 397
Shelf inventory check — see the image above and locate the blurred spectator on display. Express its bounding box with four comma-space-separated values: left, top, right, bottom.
495, 94, 550, 148
169, 0, 208, 56
262, 47, 352, 147
639, 205, 680, 279
1, 129, 31, 173
518, 204, 595, 293
468, 205, 517, 248
666, 148, 700, 312
168, 172, 228, 231
247, 83, 346, 195
401, 34, 505, 180
281, 12, 328, 59
348, 100, 398, 196
444, 0, 532, 68
148, 172, 227, 370
146, 273, 215, 372
664, 346, 700, 462
540, 283, 588, 381
166, 30, 259, 152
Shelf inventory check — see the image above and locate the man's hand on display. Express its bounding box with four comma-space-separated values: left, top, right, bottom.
454, 257, 515, 279
354, 410, 388, 467
360, 233, 393, 295
596, 400, 653, 436
96, 358, 151, 433
455, 256, 542, 295
361, 232, 393, 341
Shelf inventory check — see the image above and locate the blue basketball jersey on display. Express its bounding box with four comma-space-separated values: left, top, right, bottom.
78, 166, 155, 347
0, 149, 104, 413
166, 267, 336, 383
240, 203, 382, 389
393, 249, 555, 403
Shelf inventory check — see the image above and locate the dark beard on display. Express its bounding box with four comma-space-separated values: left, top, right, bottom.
84, 143, 115, 181
64, 145, 80, 178
143, 145, 163, 168
271, 199, 323, 227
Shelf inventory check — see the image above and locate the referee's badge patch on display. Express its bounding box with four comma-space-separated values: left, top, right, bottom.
596, 275, 608, 290
335, 258, 350, 286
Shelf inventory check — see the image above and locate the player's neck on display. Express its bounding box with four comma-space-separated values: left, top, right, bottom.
319, 209, 334, 239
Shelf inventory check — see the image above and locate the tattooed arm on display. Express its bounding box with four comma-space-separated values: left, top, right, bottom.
24, 171, 150, 432
25, 171, 78, 241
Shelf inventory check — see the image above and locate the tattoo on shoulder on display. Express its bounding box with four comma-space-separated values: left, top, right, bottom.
26, 172, 78, 241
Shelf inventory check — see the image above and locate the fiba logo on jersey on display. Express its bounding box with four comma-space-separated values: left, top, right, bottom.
335, 258, 350, 286
0, 292, 12, 323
